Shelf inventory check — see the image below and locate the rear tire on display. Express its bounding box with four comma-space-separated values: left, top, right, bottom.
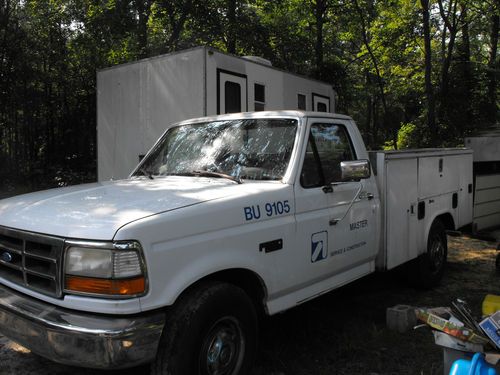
151, 282, 258, 375
409, 219, 447, 288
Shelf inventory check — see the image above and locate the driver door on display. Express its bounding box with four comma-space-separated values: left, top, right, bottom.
291, 119, 377, 297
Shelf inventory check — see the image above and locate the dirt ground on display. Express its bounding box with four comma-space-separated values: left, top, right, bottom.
0, 235, 499, 375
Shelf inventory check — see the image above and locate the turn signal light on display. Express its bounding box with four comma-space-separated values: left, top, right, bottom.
65, 275, 145, 296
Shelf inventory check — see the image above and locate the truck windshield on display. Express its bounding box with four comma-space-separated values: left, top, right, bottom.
133, 118, 298, 181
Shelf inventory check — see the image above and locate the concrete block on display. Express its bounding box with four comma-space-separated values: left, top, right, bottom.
386, 305, 417, 333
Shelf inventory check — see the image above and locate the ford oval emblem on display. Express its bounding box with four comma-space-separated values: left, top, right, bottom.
1, 252, 13, 263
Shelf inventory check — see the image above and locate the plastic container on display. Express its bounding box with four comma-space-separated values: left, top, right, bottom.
483, 295, 500, 316
449, 353, 498, 375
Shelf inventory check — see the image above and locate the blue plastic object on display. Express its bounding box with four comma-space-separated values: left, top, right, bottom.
449, 353, 498, 375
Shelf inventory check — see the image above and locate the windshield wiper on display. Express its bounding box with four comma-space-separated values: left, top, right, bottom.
168, 170, 242, 184
195, 170, 242, 184
137, 167, 154, 179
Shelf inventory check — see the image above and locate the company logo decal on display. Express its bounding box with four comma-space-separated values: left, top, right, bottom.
311, 231, 328, 263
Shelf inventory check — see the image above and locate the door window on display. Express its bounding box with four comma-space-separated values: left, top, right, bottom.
225, 81, 242, 113
317, 102, 327, 112
300, 123, 355, 188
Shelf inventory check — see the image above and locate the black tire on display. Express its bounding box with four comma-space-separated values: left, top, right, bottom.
409, 219, 447, 288
151, 282, 258, 375
496, 253, 500, 274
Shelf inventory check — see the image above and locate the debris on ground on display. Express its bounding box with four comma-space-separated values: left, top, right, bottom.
408, 296, 500, 374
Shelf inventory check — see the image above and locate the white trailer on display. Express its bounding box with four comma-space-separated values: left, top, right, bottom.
465, 128, 500, 233
97, 47, 336, 181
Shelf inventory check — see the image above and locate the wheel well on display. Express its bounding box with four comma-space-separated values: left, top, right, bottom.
435, 213, 455, 231
180, 269, 268, 316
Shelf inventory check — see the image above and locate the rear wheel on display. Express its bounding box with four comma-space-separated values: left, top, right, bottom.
151, 282, 258, 375
409, 219, 447, 288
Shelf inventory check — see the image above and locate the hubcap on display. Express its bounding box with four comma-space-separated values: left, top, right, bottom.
201, 317, 245, 375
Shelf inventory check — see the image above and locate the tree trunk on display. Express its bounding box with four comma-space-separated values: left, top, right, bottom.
487, 0, 499, 124
353, 0, 387, 117
440, 0, 450, 63
364, 72, 374, 148
165, 0, 193, 51
420, 0, 437, 143
0, 0, 12, 76
313, 0, 327, 75
437, 0, 459, 122
460, 4, 472, 128
226, 0, 237, 54
136, 0, 152, 58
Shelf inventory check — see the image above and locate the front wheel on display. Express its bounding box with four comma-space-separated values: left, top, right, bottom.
151, 282, 258, 375
408, 219, 447, 288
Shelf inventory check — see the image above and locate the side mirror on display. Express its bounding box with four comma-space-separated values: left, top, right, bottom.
341, 160, 371, 181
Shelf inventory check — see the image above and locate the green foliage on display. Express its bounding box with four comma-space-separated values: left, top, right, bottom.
397, 123, 419, 149
0, 0, 498, 190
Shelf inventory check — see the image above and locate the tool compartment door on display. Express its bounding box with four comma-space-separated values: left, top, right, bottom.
418, 156, 460, 198
385, 157, 418, 269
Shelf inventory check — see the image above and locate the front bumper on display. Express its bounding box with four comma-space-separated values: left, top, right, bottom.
0, 283, 166, 369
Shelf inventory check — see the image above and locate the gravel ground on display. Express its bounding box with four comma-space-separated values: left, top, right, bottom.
0, 235, 499, 374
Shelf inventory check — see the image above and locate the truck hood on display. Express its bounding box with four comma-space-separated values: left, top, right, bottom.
0, 177, 256, 240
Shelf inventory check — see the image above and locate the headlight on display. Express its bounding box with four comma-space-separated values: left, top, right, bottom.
64, 240, 146, 298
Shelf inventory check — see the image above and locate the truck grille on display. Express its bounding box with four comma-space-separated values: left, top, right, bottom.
0, 227, 64, 298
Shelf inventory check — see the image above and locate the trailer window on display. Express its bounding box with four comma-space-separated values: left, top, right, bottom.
254, 84, 265, 111
134, 119, 298, 181
300, 123, 355, 188
297, 94, 306, 110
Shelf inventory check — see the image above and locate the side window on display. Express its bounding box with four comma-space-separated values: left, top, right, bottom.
254, 83, 265, 111
297, 94, 306, 110
300, 123, 356, 188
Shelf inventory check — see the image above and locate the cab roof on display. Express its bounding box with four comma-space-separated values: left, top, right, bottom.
176, 111, 353, 125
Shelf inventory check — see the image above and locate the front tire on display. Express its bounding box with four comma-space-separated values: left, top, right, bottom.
409, 219, 447, 288
151, 282, 258, 375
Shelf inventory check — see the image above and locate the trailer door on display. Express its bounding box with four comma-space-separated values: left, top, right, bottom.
218, 69, 247, 114
312, 93, 330, 112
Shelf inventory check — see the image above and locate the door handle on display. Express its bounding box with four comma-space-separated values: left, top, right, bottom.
359, 192, 374, 200
322, 185, 333, 193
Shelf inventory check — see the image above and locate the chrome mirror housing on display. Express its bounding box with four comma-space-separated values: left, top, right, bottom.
340, 160, 371, 181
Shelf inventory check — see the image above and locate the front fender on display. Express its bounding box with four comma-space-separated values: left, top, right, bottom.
134, 214, 294, 313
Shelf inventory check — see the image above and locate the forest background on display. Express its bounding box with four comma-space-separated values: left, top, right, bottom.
0, 0, 498, 194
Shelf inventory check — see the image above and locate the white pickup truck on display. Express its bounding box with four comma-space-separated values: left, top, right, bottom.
0, 111, 472, 374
